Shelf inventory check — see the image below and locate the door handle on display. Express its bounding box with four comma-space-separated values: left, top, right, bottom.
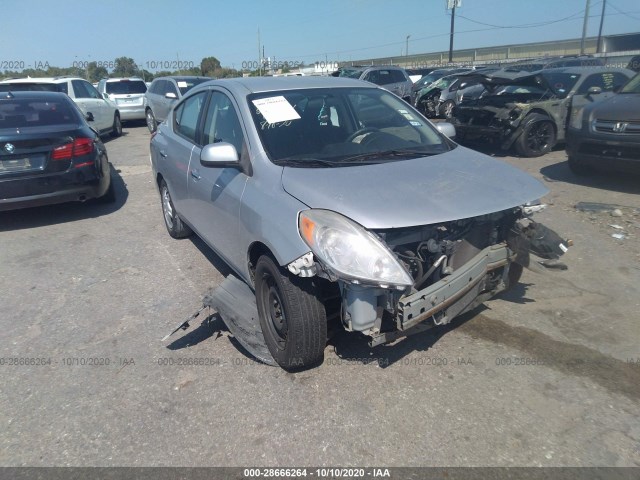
190, 169, 201, 180
159, 150, 167, 158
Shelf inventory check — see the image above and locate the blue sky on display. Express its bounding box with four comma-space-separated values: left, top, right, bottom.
1, 0, 639, 71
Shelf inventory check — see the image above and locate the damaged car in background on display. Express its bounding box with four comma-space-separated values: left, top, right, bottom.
451, 67, 633, 157
151, 76, 571, 370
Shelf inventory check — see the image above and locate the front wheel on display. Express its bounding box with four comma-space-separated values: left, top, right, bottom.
514, 115, 556, 157
441, 100, 455, 119
255, 255, 327, 371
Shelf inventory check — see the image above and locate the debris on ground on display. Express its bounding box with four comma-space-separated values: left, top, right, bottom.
611, 209, 623, 217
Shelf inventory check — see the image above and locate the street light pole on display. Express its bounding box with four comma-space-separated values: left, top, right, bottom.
406, 35, 411, 57
597, 0, 606, 53
580, 0, 591, 55
448, 2, 457, 63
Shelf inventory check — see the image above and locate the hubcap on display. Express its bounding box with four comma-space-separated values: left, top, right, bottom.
161, 187, 174, 229
260, 274, 288, 350
527, 123, 552, 153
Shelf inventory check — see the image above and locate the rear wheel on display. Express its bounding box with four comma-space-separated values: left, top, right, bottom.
146, 109, 157, 133
159, 179, 192, 239
110, 113, 122, 138
255, 255, 326, 371
96, 175, 116, 204
515, 115, 556, 157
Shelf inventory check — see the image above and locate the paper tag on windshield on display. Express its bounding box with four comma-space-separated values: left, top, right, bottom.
252, 96, 301, 124
177, 81, 188, 88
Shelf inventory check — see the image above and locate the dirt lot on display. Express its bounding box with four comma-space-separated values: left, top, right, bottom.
1, 124, 639, 467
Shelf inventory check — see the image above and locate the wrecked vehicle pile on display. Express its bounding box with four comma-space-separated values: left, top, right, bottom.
151, 76, 571, 371
451, 67, 633, 157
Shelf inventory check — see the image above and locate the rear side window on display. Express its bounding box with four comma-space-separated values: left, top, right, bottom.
105, 80, 147, 94
0, 98, 79, 128
174, 92, 207, 143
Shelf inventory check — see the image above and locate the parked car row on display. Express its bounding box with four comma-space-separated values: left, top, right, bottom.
4, 69, 637, 370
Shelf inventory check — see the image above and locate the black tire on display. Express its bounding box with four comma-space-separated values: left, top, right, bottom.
146, 109, 157, 133
441, 100, 455, 119
255, 255, 327, 371
568, 155, 593, 175
110, 113, 122, 138
159, 179, 192, 239
514, 115, 556, 157
96, 175, 116, 204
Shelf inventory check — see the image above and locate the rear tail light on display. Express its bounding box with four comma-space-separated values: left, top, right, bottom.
52, 138, 95, 166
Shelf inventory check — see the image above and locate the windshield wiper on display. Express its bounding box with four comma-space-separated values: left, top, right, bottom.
341, 149, 439, 163
276, 157, 343, 168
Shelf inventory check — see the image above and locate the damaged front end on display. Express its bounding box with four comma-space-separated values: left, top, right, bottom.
452, 99, 531, 150
289, 205, 570, 346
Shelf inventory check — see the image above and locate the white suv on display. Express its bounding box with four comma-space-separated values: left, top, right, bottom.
97, 77, 147, 122
0, 76, 122, 137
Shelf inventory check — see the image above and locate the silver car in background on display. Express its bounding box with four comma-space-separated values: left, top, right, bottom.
338, 66, 414, 103
150, 77, 568, 370
97, 77, 147, 122
144, 76, 211, 132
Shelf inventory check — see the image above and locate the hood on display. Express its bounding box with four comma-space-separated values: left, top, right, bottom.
588, 93, 640, 120
457, 71, 546, 91
281, 146, 548, 229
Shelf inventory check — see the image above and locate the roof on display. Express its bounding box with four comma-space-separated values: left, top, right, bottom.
193, 76, 374, 95
153, 76, 212, 82
0, 91, 70, 100
0, 77, 75, 84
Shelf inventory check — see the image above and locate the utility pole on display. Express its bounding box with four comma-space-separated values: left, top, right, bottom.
597, 0, 606, 53
258, 28, 261, 76
447, 1, 460, 63
580, 0, 591, 55
406, 35, 411, 57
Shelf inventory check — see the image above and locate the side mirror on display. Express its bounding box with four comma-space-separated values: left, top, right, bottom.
165, 92, 177, 100
587, 86, 602, 95
85, 112, 94, 122
436, 122, 456, 139
102, 93, 109, 100
200, 142, 240, 168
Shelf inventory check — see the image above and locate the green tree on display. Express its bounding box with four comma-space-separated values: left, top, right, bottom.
86, 62, 108, 82
200, 57, 221, 77
113, 57, 139, 77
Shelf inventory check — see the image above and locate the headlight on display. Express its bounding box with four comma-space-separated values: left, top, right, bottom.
299, 209, 413, 287
569, 107, 584, 130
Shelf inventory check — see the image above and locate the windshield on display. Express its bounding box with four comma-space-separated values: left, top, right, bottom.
248, 87, 450, 167
338, 68, 364, 79
177, 78, 210, 95
105, 80, 147, 94
540, 72, 581, 98
432, 76, 457, 90
621, 73, 640, 93
0, 98, 79, 129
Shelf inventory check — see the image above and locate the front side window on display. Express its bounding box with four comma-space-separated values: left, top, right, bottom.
202, 92, 245, 154
174, 92, 207, 143
248, 87, 449, 167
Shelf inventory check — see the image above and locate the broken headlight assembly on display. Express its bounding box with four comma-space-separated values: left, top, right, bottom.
298, 209, 413, 288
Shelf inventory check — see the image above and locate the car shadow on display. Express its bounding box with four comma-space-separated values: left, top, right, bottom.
165, 312, 226, 350
101, 131, 129, 145
540, 159, 640, 195
328, 307, 484, 369
188, 236, 235, 277
0, 164, 128, 232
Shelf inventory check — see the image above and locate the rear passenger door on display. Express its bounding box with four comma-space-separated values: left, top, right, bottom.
163, 91, 208, 215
